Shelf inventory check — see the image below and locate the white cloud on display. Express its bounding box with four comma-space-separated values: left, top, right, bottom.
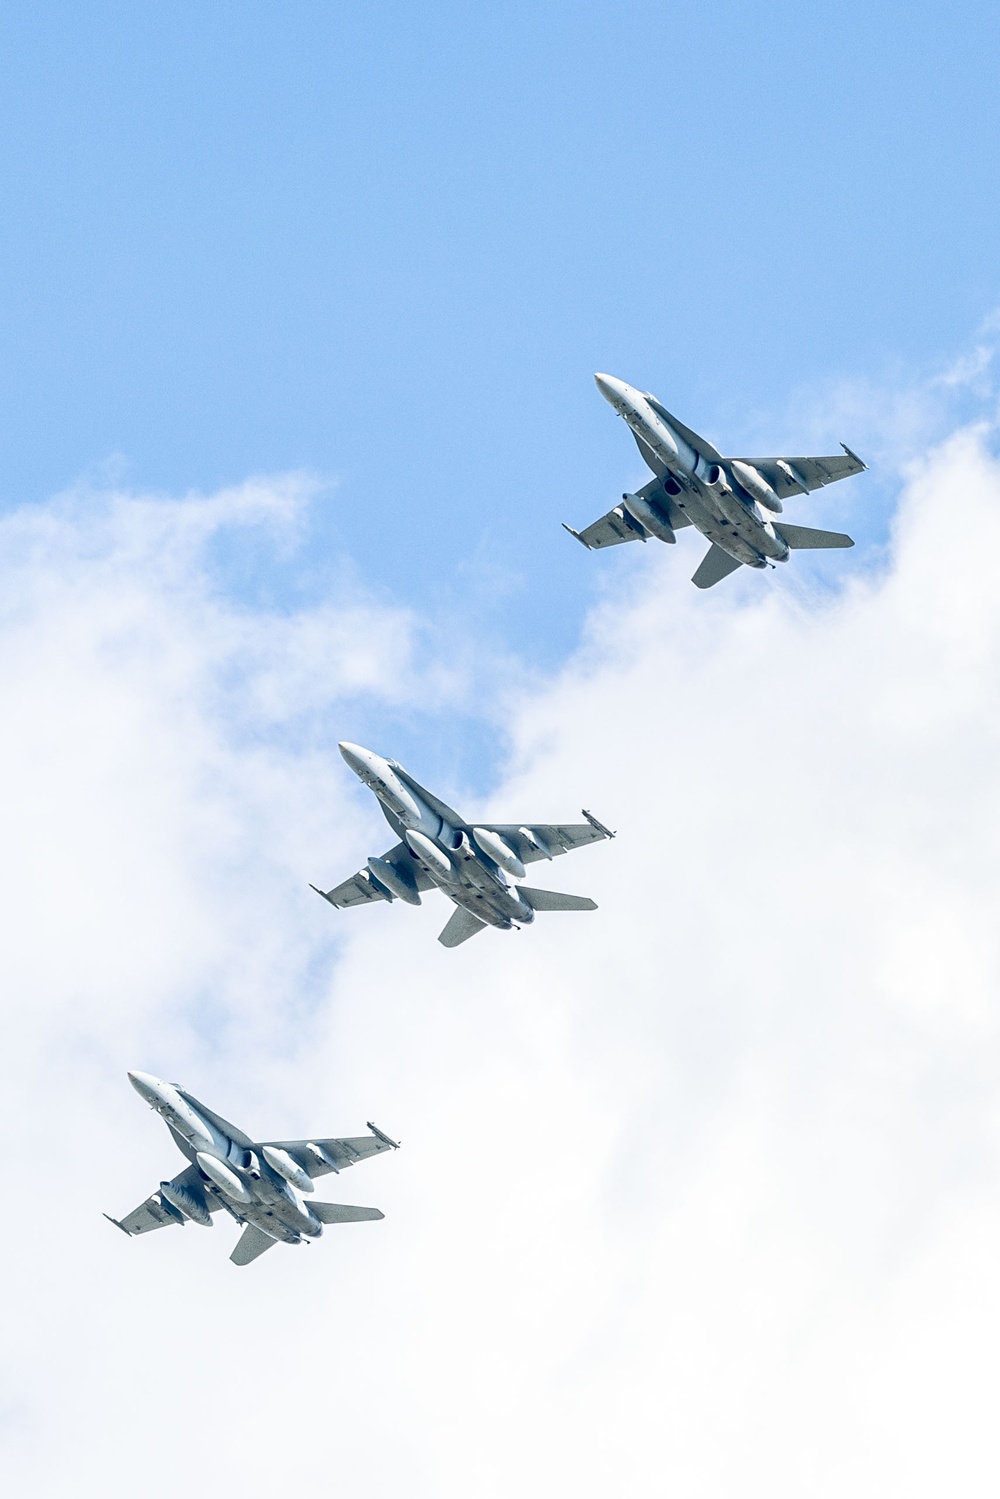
3, 417, 1000, 1497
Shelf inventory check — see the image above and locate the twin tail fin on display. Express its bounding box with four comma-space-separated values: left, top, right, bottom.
229, 1205, 384, 1265
437, 887, 598, 946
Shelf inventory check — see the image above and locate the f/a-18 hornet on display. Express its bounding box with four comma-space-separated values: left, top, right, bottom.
565, 373, 866, 588
312, 742, 614, 948
106, 1071, 397, 1266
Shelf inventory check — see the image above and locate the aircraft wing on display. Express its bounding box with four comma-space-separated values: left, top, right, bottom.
566, 504, 645, 550
565, 477, 691, 551
106, 1165, 224, 1236
731, 446, 866, 500
476, 818, 612, 866
258, 1125, 399, 1178
312, 841, 433, 909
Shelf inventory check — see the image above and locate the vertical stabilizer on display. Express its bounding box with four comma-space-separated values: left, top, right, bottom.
438, 907, 488, 947
692, 544, 743, 589
230, 1224, 279, 1266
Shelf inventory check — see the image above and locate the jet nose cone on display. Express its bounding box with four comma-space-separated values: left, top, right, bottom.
128, 1070, 161, 1101
594, 372, 627, 405
338, 741, 371, 775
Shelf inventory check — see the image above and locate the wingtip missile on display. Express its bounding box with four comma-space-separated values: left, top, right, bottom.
367, 1121, 400, 1149
309, 883, 337, 905
840, 441, 868, 471
104, 1213, 131, 1236
562, 522, 591, 548
582, 808, 615, 839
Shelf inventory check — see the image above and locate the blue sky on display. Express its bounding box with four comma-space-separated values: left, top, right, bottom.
2, 0, 999, 694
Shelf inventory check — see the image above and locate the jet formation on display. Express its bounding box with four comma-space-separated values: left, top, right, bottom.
312, 742, 614, 947
108, 374, 866, 1267
566, 373, 864, 588
106, 1071, 397, 1265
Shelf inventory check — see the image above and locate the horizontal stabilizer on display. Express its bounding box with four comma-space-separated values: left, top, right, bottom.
230, 1224, 279, 1266
774, 523, 854, 550
438, 906, 488, 948
517, 886, 597, 912
309, 1202, 385, 1224
692, 543, 743, 589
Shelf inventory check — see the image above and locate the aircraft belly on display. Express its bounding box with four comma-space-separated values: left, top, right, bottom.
245, 1196, 311, 1243
450, 883, 512, 930
413, 830, 534, 928
222, 1172, 313, 1243
691, 481, 788, 566
670, 489, 722, 545
245, 1209, 288, 1242
682, 490, 764, 569
444, 845, 510, 923
731, 506, 787, 562
489, 882, 534, 925
451, 860, 537, 928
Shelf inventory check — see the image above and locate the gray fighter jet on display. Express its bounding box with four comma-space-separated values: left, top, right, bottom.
565, 373, 865, 588
106, 1071, 397, 1266
312, 742, 613, 947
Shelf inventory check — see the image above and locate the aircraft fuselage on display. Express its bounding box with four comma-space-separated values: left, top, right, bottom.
595, 373, 789, 570
339, 743, 535, 931
128, 1071, 324, 1246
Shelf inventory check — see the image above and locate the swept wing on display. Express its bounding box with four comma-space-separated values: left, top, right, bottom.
313, 840, 433, 909
566, 476, 692, 552
106, 1165, 224, 1236
256, 1128, 398, 1178
730, 447, 866, 498
474, 820, 610, 865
